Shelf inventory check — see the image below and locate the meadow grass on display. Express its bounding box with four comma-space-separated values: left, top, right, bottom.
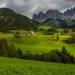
11, 34, 75, 55
0, 33, 75, 75
0, 33, 75, 55
0, 57, 75, 75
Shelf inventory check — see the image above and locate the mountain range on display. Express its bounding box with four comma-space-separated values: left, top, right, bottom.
0, 7, 75, 31
32, 7, 75, 22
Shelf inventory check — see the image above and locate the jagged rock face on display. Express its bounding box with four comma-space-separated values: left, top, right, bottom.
32, 7, 75, 22
64, 7, 75, 19
45, 10, 63, 19
33, 10, 63, 22
33, 12, 46, 22
64, 7, 75, 16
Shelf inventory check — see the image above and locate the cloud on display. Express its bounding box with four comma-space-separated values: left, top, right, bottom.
0, 0, 7, 8
0, 0, 75, 18
65, 0, 75, 3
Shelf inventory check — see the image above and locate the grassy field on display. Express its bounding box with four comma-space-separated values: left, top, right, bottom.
0, 32, 75, 55
0, 57, 75, 75
0, 32, 75, 75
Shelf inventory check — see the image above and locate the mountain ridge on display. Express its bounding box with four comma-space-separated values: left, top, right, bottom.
32, 7, 75, 22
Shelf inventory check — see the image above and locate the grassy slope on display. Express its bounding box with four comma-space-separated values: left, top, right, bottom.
11, 35, 75, 55
0, 33, 75, 55
0, 57, 75, 75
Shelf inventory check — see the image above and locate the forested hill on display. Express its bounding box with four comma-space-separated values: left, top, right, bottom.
0, 8, 39, 31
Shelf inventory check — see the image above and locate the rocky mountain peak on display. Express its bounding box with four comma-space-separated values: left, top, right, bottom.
33, 7, 75, 22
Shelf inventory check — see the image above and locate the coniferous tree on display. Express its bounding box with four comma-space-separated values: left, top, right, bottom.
17, 48, 23, 59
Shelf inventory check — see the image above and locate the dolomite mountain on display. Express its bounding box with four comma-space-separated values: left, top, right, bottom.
33, 7, 75, 22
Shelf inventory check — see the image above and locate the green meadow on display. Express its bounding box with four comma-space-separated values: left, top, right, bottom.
0, 32, 75, 55
0, 57, 75, 75
0, 7, 75, 75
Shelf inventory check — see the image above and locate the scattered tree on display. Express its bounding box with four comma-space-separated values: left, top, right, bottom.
15, 31, 21, 38
56, 34, 60, 41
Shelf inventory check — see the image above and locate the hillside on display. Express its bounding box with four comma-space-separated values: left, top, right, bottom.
43, 18, 75, 28
0, 57, 75, 75
0, 8, 39, 31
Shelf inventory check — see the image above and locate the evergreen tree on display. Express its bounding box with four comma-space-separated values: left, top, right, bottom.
17, 48, 23, 59
61, 46, 67, 55
56, 34, 60, 41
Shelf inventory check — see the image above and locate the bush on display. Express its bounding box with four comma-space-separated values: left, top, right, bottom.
63, 29, 69, 33
45, 27, 56, 35
48, 50, 60, 62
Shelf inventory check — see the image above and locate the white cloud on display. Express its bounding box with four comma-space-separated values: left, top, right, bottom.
0, 0, 75, 18
0, 3, 6, 8
0, 0, 7, 8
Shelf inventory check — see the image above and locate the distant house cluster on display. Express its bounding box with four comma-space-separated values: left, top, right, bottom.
10, 31, 36, 37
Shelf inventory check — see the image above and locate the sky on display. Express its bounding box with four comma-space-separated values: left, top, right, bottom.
0, 0, 75, 18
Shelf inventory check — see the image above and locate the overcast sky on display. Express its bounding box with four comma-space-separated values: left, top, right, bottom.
0, 0, 75, 18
